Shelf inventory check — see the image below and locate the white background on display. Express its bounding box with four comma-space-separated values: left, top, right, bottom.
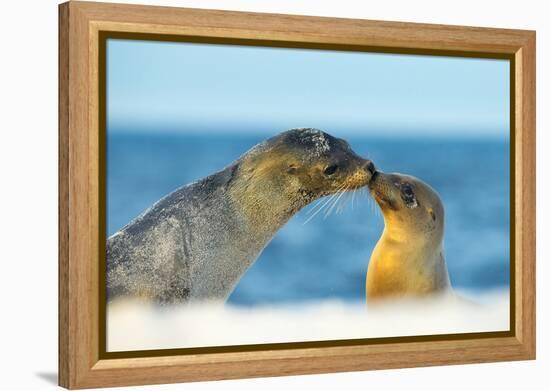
0, 0, 546, 389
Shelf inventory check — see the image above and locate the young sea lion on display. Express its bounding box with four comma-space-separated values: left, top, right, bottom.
108, 128, 375, 304
366, 171, 451, 303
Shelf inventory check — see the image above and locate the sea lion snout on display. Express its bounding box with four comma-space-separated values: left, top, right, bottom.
367, 171, 399, 210
336, 156, 376, 190
327, 147, 376, 189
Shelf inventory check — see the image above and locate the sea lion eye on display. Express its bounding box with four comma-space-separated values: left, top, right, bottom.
324, 164, 338, 176
400, 183, 418, 208
428, 208, 436, 221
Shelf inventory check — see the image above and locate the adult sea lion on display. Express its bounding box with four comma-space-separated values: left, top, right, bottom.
366, 171, 451, 303
108, 128, 375, 304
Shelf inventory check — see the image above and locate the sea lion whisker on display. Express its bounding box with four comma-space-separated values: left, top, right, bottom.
336, 187, 352, 214
306, 191, 337, 215
305, 195, 334, 217
344, 187, 356, 213
303, 185, 347, 225
303, 196, 337, 224
324, 185, 348, 218
323, 190, 342, 218
336, 193, 346, 214
345, 188, 355, 212
306, 183, 348, 216
306, 186, 342, 215
332, 189, 348, 216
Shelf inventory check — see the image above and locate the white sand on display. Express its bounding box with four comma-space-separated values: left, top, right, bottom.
107, 289, 509, 352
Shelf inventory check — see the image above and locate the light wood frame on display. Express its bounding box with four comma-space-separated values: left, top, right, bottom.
59, 1, 536, 389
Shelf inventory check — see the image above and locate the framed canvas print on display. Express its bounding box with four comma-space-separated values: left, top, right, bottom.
58, 1, 536, 389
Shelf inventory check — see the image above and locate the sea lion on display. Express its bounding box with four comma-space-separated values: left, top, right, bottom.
107, 128, 375, 304
366, 171, 451, 303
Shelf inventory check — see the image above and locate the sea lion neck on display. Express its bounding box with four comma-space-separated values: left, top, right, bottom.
381, 214, 423, 246
381, 214, 410, 243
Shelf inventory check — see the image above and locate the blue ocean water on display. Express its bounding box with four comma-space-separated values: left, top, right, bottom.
107, 131, 510, 306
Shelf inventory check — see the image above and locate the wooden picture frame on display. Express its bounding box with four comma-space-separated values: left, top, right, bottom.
58, 1, 536, 389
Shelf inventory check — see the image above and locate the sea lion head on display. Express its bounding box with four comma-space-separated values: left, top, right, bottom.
368, 171, 444, 243
233, 128, 375, 227
250, 128, 375, 200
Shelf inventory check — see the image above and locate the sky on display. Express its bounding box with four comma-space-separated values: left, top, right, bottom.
107, 39, 510, 138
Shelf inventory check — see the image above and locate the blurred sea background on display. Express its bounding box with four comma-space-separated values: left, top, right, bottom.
107, 130, 510, 306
